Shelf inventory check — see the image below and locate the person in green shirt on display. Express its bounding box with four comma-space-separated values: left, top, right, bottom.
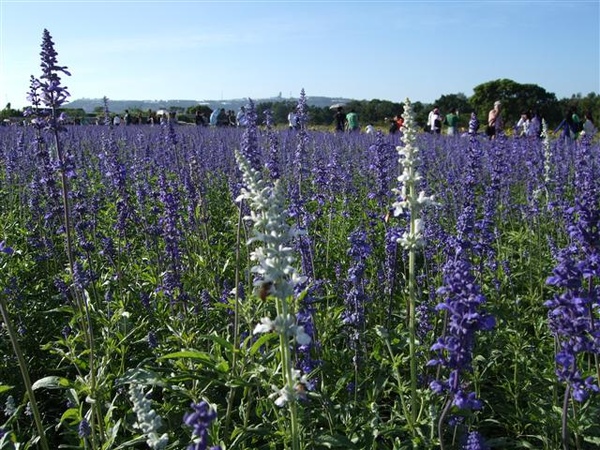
445, 108, 459, 136
346, 109, 359, 132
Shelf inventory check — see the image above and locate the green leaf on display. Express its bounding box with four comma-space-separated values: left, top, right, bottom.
199, 333, 234, 351
159, 350, 213, 362
118, 368, 165, 387
249, 332, 278, 356
0, 384, 13, 394
313, 434, 358, 449
584, 436, 600, 445
32, 376, 71, 390
59, 407, 80, 425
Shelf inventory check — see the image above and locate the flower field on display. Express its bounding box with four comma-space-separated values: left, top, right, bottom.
1, 31, 600, 450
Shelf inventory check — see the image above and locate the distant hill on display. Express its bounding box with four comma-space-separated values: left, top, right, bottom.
64, 95, 356, 114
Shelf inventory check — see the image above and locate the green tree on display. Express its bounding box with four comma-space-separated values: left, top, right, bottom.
470, 78, 559, 127
558, 92, 600, 125
0, 102, 20, 121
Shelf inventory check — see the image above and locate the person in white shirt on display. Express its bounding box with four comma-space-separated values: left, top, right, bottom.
429, 107, 442, 134
236, 106, 248, 127
515, 111, 530, 137
581, 111, 596, 136
287, 110, 299, 130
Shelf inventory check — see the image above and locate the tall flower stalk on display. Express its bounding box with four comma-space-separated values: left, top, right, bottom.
235, 150, 309, 450
391, 98, 436, 425
25, 29, 101, 445
0, 243, 49, 450
545, 136, 600, 449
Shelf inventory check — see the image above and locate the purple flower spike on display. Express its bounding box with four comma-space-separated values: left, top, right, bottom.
184, 401, 218, 450
0, 241, 14, 255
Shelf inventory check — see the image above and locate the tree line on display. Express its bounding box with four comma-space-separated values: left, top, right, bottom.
2, 78, 598, 131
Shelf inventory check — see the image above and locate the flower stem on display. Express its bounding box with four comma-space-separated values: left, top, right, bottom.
408, 244, 418, 426
224, 200, 244, 440
0, 294, 50, 450
562, 384, 571, 450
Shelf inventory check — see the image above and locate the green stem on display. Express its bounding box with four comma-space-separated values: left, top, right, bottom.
562, 384, 570, 450
224, 201, 244, 440
383, 337, 413, 429
325, 208, 333, 271
278, 295, 301, 450
437, 395, 453, 450
0, 294, 50, 450
51, 113, 101, 444
408, 246, 417, 426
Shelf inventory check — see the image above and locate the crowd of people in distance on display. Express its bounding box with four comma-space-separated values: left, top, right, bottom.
420, 101, 597, 141
333, 106, 361, 133
552, 106, 597, 141
107, 107, 251, 128
11, 101, 594, 141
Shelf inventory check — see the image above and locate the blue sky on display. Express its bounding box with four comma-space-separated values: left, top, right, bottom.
1, 0, 599, 109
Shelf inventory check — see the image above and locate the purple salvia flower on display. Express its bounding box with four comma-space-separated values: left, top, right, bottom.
292, 89, 310, 191
462, 430, 490, 450
263, 108, 280, 179
27, 29, 71, 132
367, 131, 396, 207
545, 136, 600, 404
342, 229, 372, 368
240, 99, 261, 172
429, 196, 495, 427
148, 331, 158, 349
157, 171, 185, 305
183, 401, 218, 450
78, 418, 91, 438
0, 240, 14, 255
102, 96, 112, 127
200, 289, 212, 311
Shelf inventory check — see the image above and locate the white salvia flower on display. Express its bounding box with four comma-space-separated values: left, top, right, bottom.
417, 191, 436, 207
253, 314, 311, 345
4, 395, 16, 416
391, 99, 436, 249
128, 384, 169, 450
269, 370, 310, 407
236, 151, 307, 300
253, 317, 276, 334
541, 119, 552, 185
270, 384, 295, 407
292, 324, 311, 346
236, 150, 311, 407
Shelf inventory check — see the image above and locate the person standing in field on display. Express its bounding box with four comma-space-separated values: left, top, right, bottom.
571, 107, 582, 133
346, 108, 359, 132
515, 111, 530, 137
429, 107, 443, 134
388, 114, 403, 134
195, 110, 206, 126
334, 106, 347, 132
527, 110, 541, 139
288, 110, 299, 130
209, 108, 222, 127
468, 111, 479, 136
445, 108, 459, 136
582, 111, 597, 137
553, 108, 578, 141
487, 100, 503, 139
236, 106, 248, 127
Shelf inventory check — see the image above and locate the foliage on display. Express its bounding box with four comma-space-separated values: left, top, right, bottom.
1, 29, 600, 450
469, 78, 560, 125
